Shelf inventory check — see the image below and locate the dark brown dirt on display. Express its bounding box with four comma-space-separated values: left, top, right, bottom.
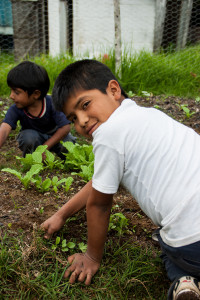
0, 95, 199, 247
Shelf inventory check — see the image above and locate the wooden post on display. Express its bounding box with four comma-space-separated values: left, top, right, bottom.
176, 0, 193, 50
113, 0, 121, 78
153, 0, 167, 52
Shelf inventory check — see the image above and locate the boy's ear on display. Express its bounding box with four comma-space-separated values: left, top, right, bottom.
32, 90, 41, 99
107, 80, 122, 100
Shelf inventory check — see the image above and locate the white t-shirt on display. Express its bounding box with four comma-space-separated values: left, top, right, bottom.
92, 99, 200, 247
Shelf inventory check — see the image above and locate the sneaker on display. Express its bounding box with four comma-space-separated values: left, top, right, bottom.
173, 276, 200, 300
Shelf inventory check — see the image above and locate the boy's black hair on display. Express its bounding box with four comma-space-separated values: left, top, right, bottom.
7, 61, 50, 99
52, 59, 128, 111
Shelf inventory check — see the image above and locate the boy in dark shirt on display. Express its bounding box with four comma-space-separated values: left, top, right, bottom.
0, 61, 76, 159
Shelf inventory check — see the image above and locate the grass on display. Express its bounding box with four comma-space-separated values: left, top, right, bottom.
0, 228, 168, 299
0, 44, 200, 98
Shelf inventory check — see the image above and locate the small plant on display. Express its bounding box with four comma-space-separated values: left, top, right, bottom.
72, 162, 94, 182
127, 91, 135, 98
51, 236, 76, 252
109, 212, 129, 235
16, 145, 47, 171
78, 242, 87, 252
51, 176, 69, 193
44, 150, 64, 170
195, 96, 200, 103
62, 142, 94, 171
2, 164, 43, 189
32, 175, 52, 193
64, 176, 74, 192
179, 104, 195, 119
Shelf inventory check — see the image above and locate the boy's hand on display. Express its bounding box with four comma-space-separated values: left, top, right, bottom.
41, 213, 66, 239
64, 252, 100, 285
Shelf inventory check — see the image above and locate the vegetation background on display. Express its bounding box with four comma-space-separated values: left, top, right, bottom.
0, 47, 200, 299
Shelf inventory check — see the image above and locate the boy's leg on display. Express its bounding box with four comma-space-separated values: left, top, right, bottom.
17, 129, 48, 157
157, 232, 200, 299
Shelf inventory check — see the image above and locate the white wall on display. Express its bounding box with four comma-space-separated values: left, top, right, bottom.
48, 0, 67, 56
73, 0, 155, 57
48, 0, 156, 57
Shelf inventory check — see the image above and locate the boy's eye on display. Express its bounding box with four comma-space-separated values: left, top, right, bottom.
82, 101, 90, 110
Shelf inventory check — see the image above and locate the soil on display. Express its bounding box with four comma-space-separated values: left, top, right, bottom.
0, 95, 199, 248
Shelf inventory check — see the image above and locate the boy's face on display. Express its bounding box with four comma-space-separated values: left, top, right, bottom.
63, 80, 124, 138
9, 88, 39, 109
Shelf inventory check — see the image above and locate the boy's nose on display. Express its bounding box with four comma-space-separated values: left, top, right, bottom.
78, 112, 89, 127
10, 91, 14, 100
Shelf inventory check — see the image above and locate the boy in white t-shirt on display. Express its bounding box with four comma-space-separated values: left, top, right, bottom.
41, 59, 200, 300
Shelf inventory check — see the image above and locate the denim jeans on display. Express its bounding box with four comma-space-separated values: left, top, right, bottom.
17, 129, 76, 160
158, 232, 200, 282
157, 230, 200, 298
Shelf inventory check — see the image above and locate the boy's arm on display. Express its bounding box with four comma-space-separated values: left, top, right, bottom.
43, 124, 71, 150
0, 123, 12, 148
64, 188, 113, 285
41, 180, 92, 238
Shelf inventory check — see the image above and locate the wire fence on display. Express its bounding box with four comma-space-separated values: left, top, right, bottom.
0, 0, 200, 91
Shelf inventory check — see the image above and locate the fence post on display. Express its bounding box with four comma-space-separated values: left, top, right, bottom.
176, 0, 193, 50
113, 0, 121, 78
153, 0, 167, 52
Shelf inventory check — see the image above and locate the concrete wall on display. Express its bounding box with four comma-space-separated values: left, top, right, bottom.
73, 0, 155, 56
48, 0, 156, 57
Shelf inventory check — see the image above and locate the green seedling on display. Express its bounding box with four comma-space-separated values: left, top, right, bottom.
39, 207, 44, 214
72, 162, 94, 182
180, 104, 195, 119
51, 176, 69, 193
62, 142, 94, 171
109, 212, 129, 236
195, 96, 200, 103
78, 242, 87, 252
127, 91, 135, 98
51, 236, 76, 252
32, 175, 52, 193
2, 164, 43, 189
64, 176, 74, 192
141, 91, 152, 97
61, 240, 76, 252
44, 150, 64, 170
16, 145, 48, 171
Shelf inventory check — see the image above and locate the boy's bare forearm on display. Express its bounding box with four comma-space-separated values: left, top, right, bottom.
56, 180, 92, 220
0, 123, 12, 148
86, 190, 113, 262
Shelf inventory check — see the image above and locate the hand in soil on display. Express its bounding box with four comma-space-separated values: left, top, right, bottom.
40, 213, 66, 239
64, 252, 100, 285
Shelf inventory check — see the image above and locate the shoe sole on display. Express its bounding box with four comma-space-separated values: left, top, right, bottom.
175, 289, 200, 300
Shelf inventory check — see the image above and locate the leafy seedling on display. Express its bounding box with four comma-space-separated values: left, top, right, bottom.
32, 175, 52, 193
44, 150, 64, 170
2, 164, 43, 189
78, 242, 87, 252
16, 145, 48, 171
51, 176, 69, 193
180, 104, 195, 119
109, 212, 129, 236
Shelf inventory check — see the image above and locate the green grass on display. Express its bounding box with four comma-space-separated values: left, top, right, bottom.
0, 229, 169, 299
0, 44, 200, 98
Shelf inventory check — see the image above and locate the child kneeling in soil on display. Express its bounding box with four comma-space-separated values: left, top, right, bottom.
41, 59, 200, 300
0, 61, 76, 159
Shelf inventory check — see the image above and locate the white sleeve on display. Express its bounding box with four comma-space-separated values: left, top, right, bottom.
92, 143, 124, 194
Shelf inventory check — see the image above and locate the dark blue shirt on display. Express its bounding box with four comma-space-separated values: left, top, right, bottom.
3, 95, 70, 135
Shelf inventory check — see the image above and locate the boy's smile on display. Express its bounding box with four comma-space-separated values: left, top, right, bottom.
63, 81, 124, 138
